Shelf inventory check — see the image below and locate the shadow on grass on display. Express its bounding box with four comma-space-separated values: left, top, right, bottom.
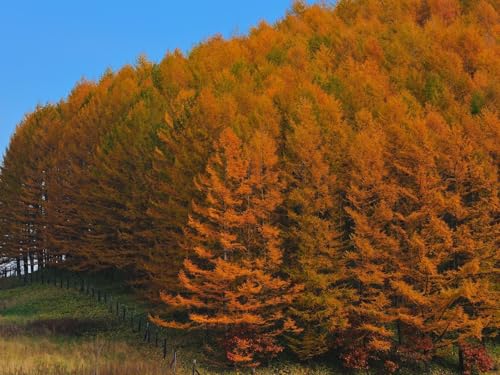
0, 318, 116, 337
26, 317, 114, 336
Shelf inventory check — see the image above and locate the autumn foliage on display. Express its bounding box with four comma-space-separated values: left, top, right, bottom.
1, 0, 498, 371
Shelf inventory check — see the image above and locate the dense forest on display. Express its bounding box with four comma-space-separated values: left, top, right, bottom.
0, 0, 498, 373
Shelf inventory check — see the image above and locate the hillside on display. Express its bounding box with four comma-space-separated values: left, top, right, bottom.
0, 0, 499, 373
1, 271, 498, 374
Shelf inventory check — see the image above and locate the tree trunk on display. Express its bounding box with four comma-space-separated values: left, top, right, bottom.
458, 345, 464, 373
23, 254, 29, 277
38, 251, 44, 269
29, 252, 35, 273
16, 257, 21, 278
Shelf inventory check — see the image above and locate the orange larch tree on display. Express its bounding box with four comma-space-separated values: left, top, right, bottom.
342, 125, 401, 370
152, 128, 301, 367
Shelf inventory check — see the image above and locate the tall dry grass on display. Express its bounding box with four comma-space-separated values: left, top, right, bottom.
0, 336, 172, 375
0, 334, 339, 374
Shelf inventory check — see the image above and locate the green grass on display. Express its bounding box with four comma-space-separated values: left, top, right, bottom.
0, 271, 498, 375
0, 272, 186, 374
2, 284, 108, 322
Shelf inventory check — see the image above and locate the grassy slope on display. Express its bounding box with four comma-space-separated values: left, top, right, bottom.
0, 272, 334, 374
0, 277, 162, 374
0, 271, 497, 375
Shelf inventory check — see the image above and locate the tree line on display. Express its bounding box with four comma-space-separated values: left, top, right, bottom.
0, 0, 498, 372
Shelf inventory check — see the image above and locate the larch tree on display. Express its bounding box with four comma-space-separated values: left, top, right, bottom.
152, 128, 301, 367
83, 59, 168, 292
343, 124, 402, 369
343, 109, 499, 370
426, 113, 499, 359
0, 130, 26, 275
43, 79, 102, 269
284, 100, 351, 359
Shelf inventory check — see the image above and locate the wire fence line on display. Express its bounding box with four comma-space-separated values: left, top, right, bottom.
0, 267, 203, 375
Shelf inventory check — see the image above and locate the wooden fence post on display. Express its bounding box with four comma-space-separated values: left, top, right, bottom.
171, 350, 177, 374
144, 322, 149, 341
193, 359, 202, 375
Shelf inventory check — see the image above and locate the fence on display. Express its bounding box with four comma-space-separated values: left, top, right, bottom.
0, 267, 203, 375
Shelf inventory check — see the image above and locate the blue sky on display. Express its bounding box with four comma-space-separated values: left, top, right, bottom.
0, 0, 316, 161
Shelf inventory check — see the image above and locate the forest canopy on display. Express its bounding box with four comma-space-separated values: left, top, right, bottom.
0, 0, 498, 372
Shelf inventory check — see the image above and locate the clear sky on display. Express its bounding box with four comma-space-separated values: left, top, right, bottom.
0, 0, 316, 161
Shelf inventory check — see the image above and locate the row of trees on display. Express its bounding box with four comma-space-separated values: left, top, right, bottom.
1, 0, 498, 372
